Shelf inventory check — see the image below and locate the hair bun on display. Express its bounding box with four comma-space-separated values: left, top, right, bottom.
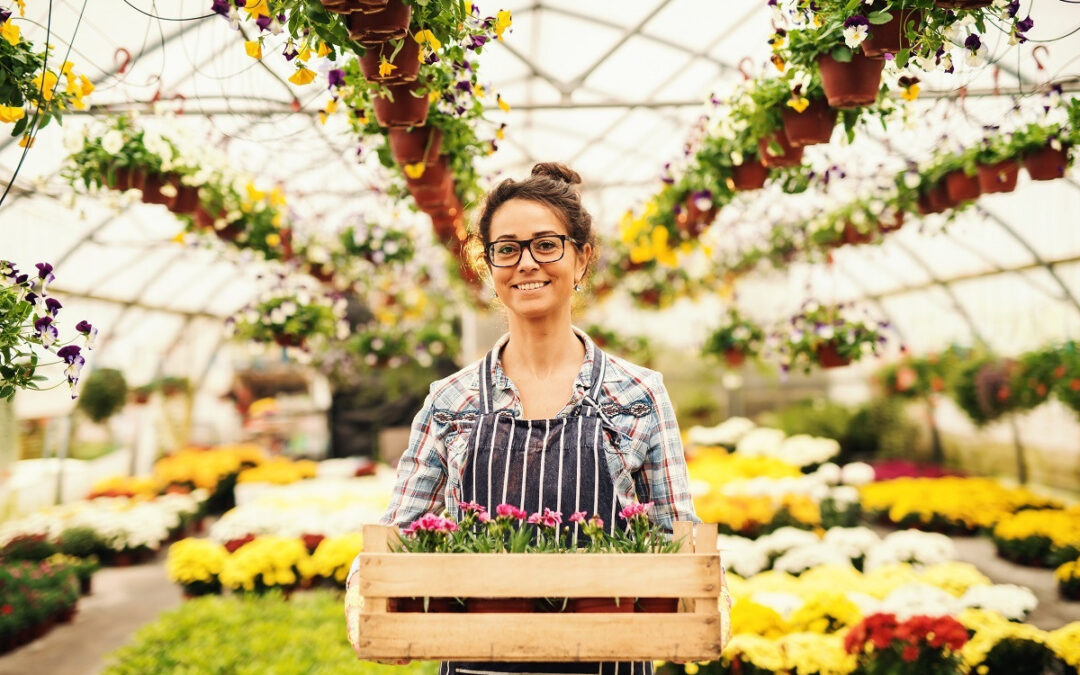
531, 162, 582, 186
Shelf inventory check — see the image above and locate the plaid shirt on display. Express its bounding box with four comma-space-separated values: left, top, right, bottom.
345, 327, 699, 591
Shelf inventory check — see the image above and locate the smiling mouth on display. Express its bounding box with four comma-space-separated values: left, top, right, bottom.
512, 281, 551, 291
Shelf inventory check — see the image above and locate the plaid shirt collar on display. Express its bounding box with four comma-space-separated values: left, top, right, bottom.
469, 325, 626, 396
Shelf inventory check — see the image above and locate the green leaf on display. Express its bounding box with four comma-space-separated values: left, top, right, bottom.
867, 10, 893, 24
11, 114, 27, 136
830, 46, 853, 63
894, 48, 910, 69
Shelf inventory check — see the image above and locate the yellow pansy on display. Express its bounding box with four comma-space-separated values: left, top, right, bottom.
269, 187, 287, 207
245, 0, 269, 18
1, 21, 20, 46
265, 232, 281, 248
495, 125, 505, 140
14, 0, 25, 16
428, 90, 441, 103
403, 162, 426, 179
244, 40, 262, 59
18, 134, 34, 148
271, 212, 283, 227
497, 94, 510, 112
317, 42, 331, 58
414, 29, 442, 51
378, 58, 397, 77
172, 229, 186, 243
288, 66, 315, 86
474, 84, 485, 99
0, 106, 25, 123
901, 84, 920, 101
298, 45, 311, 62
494, 10, 512, 40
60, 61, 74, 76
79, 75, 94, 97
246, 183, 266, 202
32, 71, 59, 101
787, 95, 809, 113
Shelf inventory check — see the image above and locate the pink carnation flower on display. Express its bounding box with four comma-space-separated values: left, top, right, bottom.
618, 501, 654, 520
540, 508, 562, 529
527, 512, 542, 524
589, 516, 604, 529
495, 504, 527, 520
569, 511, 588, 524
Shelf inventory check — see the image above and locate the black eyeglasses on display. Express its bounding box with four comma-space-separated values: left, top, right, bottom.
485, 234, 580, 268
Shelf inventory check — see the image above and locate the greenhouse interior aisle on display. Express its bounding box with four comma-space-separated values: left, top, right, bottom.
4, 0, 1080, 673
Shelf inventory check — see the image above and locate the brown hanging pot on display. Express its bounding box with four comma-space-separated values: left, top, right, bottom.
878, 211, 905, 233
781, 98, 837, 147
758, 130, 804, 168
861, 9, 922, 59
321, 0, 386, 13
723, 349, 746, 368
976, 160, 1019, 194
405, 154, 451, 190
944, 169, 981, 204
816, 342, 851, 369
729, 159, 769, 191
388, 126, 442, 165
359, 38, 420, 84
916, 183, 950, 215
373, 81, 429, 128
1023, 145, 1069, 181
841, 222, 874, 246
108, 166, 135, 191
934, 0, 990, 8
141, 173, 174, 206
818, 53, 884, 109
347, 0, 411, 45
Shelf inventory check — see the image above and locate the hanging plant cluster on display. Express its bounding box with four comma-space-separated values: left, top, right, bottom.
227, 283, 349, 352
701, 308, 767, 369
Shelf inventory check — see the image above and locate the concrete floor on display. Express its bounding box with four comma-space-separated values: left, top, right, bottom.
0, 533, 1076, 674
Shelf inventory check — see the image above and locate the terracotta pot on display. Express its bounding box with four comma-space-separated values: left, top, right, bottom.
430, 214, 460, 242
347, 0, 411, 44
55, 606, 77, 623
934, 0, 990, 7
193, 205, 219, 230
215, 220, 246, 242
322, 0, 385, 13
977, 160, 1019, 194
724, 349, 746, 368
130, 169, 147, 192
818, 53, 884, 109
841, 222, 874, 246
568, 597, 635, 613
862, 9, 922, 59
388, 126, 442, 165
274, 333, 305, 348
730, 160, 769, 191
465, 597, 536, 613
307, 263, 336, 283
80, 576, 92, 595
878, 212, 904, 233
758, 130, 804, 168
1024, 145, 1069, 181
679, 197, 716, 238
917, 184, 950, 215
172, 183, 201, 213
405, 155, 452, 189
360, 38, 420, 83
944, 169, 981, 204
141, 173, 173, 206
109, 166, 135, 191
816, 342, 851, 369
112, 551, 133, 567
781, 98, 837, 147
636, 598, 679, 613
373, 81, 429, 128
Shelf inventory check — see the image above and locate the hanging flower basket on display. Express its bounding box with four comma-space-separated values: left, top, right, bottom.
273, 333, 305, 348
373, 82, 429, 128
388, 126, 443, 166
878, 212, 904, 234
816, 342, 851, 369
322, 0, 388, 13
108, 166, 136, 192
359, 38, 420, 84
934, 0, 991, 7
977, 160, 1019, 194
679, 193, 717, 238
817, 53, 884, 109
917, 183, 950, 215
405, 154, 452, 189
841, 222, 874, 246
193, 205, 223, 230
411, 178, 456, 213
758, 130, 803, 168
729, 159, 769, 191
861, 9, 922, 59
944, 170, 981, 204
781, 98, 837, 147
141, 173, 173, 206
1024, 145, 1069, 181
723, 349, 746, 368
171, 183, 201, 213
347, 0, 411, 45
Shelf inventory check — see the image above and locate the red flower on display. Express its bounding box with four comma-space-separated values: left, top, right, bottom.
902, 644, 919, 662
0, 604, 11, 615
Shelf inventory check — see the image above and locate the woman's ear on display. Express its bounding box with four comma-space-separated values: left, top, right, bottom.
576, 242, 592, 284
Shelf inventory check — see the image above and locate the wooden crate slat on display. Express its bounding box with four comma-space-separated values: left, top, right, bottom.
355, 553, 721, 598
353, 614, 725, 662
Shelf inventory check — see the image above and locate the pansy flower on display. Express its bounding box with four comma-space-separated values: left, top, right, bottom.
843, 15, 870, 48
76, 320, 98, 349
34, 316, 58, 348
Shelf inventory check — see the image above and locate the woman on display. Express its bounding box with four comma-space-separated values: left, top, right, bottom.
347, 162, 701, 673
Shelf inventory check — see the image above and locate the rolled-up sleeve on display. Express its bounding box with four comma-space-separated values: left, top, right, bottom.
641, 371, 700, 532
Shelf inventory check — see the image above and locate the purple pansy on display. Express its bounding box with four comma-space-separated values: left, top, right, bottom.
45, 297, 62, 316
1016, 16, 1033, 33
844, 14, 869, 29
0, 9, 11, 23
255, 15, 273, 31
36, 262, 54, 283
468, 34, 488, 50
327, 68, 345, 89
1006, 1, 1019, 17
282, 43, 298, 61
210, 0, 231, 16
964, 34, 981, 52
57, 345, 82, 363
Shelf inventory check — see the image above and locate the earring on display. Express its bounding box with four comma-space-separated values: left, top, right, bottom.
573, 282, 582, 292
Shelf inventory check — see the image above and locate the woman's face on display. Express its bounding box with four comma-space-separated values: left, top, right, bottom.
487, 198, 590, 320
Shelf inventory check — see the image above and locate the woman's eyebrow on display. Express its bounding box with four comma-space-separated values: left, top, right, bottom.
493, 230, 558, 240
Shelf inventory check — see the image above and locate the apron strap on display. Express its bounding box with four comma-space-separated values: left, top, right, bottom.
478, 348, 497, 415
581, 349, 608, 419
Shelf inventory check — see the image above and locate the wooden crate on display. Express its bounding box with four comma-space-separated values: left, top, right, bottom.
349, 521, 726, 662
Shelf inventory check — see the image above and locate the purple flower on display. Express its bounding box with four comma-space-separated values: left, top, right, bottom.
327, 68, 345, 89
255, 15, 272, 31
691, 190, 713, 210
34, 317, 58, 347
455, 80, 473, 93
24, 292, 37, 306
282, 43, 298, 61
424, 52, 440, 65
57, 345, 82, 363
210, 0, 231, 16
964, 34, 981, 52
45, 297, 62, 316
1006, 1, 1019, 17
0, 9, 10, 23
35, 262, 54, 283
844, 14, 869, 29
468, 35, 488, 50
234, 0, 247, 7
1016, 16, 1033, 33
75, 320, 92, 334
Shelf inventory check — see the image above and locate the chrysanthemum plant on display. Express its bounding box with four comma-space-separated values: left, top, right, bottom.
0, 261, 96, 400
843, 612, 969, 675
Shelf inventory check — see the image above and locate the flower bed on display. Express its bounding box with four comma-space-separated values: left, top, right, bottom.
103, 591, 437, 675
992, 506, 1080, 568
859, 477, 1062, 535
0, 559, 81, 654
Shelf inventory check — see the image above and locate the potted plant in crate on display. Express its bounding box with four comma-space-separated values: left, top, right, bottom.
702, 309, 765, 368
775, 301, 889, 373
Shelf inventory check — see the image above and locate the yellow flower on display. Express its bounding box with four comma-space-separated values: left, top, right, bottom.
167, 538, 228, 584
771, 53, 786, 72
787, 95, 810, 113
172, 229, 186, 244
79, 74, 94, 97
244, 40, 262, 59
494, 10, 512, 40
14, 0, 25, 16
414, 29, 442, 51
32, 71, 58, 101
60, 61, 74, 76
245, 0, 269, 18
428, 90, 440, 103
310, 534, 364, 583
378, 58, 397, 77
18, 134, 33, 148
403, 162, 426, 179
496, 125, 505, 140
269, 186, 287, 207
265, 232, 281, 248
317, 42, 331, 58
1, 21, 20, 46
0, 106, 25, 123
901, 84, 920, 101
497, 93, 510, 113
474, 84, 485, 99
298, 45, 311, 62
288, 66, 315, 86
246, 183, 266, 202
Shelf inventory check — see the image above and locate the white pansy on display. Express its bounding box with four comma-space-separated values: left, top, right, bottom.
843, 24, 868, 48
102, 130, 124, 155
736, 427, 786, 456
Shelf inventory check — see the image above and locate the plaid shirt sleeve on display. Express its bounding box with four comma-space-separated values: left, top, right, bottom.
378, 386, 448, 527
640, 371, 700, 532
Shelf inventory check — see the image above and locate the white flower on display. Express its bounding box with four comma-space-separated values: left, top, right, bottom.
841, 462, 875, 486
827, 485, 860, 508
756, 527, 821, 557
736, 427, 786, 456
751, 592, 804, 619
773, 543, 855, 575
688, 417, 756, 447
823, 526, 880, 559
101, 130, 124, 155
864, 530, 956, 571
880, 582, 962, 620
843, 24, 868, 48
815, 463, 842, 485
960, 584, 1038, 620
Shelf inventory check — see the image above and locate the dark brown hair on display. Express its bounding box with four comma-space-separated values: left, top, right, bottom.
468, 162, 597, 275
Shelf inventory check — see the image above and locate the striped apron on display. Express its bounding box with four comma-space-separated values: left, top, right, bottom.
443, 346, 652, 675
